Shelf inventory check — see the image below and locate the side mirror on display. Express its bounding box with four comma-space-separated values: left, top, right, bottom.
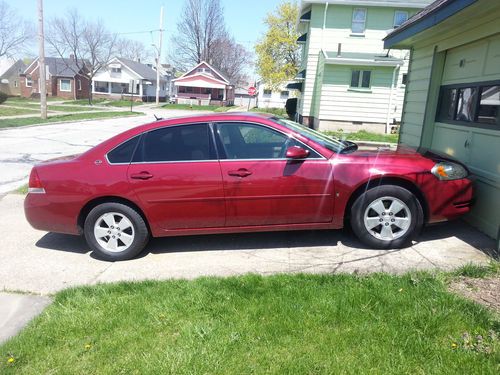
286, 146, 310, 159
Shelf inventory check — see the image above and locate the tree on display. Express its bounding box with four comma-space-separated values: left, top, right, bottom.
255, 1, 300, 89
115, 38, 153, 62
0, 1, 35, 58
170, 0, 248, 84
46, 9, 117, 103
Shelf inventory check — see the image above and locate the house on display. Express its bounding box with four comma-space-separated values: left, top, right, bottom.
152, 63, 177, 99
20, 57, 90, 99
0, 59, 27, 96
256, 81, 295, 109
384, 0, 500, 240
92, 57, 167, 102
292, 0, 433, 132
172, 61, 234, 106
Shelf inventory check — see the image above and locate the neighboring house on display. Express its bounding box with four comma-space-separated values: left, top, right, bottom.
234, 86, 257, 108
172, 61, 234, 106
20, 57, 90, 99
256, 81, 294, 109
384, 0, 500, 240
292, 0, 433, 132
0, 59, 26, 96
92, 57, 166, 102
154, 63, 177, 99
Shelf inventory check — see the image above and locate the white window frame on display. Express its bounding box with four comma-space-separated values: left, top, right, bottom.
351, 8, 367, 34
263, 89, 272, 98
26, 76, 32, 87
111, 67, 121, 73
350, 70, 372, 89
393, 10, 408, 28
60, 79, 72, 92
78, 79, 82, 91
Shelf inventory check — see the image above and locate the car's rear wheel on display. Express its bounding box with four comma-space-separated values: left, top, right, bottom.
84, 202, 149, 261
350, 185, 423, 249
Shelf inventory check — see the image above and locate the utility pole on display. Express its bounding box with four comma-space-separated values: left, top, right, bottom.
37, 0, 47, 119
155, 5, 164, 106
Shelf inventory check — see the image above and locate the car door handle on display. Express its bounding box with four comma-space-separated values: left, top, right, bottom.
228, 169, 252, 177
130, 171, 154, 180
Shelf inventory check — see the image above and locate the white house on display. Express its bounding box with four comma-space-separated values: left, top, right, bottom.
292, 0, 433, 132
92, 57, 167, 102
256, 81, 296, 109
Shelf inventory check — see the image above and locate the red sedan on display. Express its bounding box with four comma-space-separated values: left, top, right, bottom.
25, 113, 472, 261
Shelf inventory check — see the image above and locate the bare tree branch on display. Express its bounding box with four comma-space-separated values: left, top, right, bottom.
0, 1, 35, 58
115, 38, 153, 62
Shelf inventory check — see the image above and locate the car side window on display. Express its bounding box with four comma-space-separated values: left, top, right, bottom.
107, 135, 140, 164
217, 123, 288, 159
216, 122, 322, 159
134, 123, 215, 163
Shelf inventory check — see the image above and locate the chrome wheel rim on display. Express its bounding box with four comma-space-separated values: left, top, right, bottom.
363, 196, 411, 241
94, 212, 135, 252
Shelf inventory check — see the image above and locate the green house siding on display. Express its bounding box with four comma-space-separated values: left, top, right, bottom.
391, 0, 500, 239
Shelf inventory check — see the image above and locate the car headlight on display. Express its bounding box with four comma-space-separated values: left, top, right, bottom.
431, 162, 468, 180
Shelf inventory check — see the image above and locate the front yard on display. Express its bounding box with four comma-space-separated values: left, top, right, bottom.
1, 269, 499, 374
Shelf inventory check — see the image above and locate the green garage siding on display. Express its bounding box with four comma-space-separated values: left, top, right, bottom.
387, 0, 500, 239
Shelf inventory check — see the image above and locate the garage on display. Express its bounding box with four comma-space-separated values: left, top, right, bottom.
384, 0, 500, 241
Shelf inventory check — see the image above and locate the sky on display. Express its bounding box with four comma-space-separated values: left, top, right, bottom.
7, 0, 284, 78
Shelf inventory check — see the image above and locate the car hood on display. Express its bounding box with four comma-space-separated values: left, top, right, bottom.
350, 144, 463, 163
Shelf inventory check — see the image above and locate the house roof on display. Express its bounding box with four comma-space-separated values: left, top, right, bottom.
384, 0, 478, 48
116, 57, 161, 81
0, 60, 27, 79
23, 57, 86, 77
324, 51, 404, 66
0, 58, 16, 77
299, 0, 432, 13
174, 61, 230, 84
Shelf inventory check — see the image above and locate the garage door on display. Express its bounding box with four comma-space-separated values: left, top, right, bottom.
431, 34, 500, 238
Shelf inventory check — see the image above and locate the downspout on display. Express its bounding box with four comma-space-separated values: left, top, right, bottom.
321, 2, 329, 51
386, 65, 399, 134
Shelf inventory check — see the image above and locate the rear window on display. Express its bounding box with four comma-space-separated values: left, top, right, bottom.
107, 136, 140, 164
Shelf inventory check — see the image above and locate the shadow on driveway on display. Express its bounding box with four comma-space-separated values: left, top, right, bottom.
35, 219, 496, 259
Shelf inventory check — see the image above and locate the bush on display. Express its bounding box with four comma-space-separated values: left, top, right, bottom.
0, 91, 8, 104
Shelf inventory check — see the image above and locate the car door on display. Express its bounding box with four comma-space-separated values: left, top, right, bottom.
127, 123, 225, 230
214, 121, 334, 226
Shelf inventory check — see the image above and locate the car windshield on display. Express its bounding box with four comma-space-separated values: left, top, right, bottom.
271, 117, 346, 153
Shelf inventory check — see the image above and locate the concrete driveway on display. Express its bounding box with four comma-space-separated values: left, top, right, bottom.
0, 193, 494, 295
0, 107, 210, 193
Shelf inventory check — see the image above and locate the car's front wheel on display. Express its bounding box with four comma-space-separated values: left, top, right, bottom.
84, 202, 150, 261
350, 185, 423, 249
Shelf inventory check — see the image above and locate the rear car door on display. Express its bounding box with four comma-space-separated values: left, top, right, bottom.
127, 123, 225, 230
214, 121, 334, 226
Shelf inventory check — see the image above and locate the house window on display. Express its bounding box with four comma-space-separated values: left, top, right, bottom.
402, 73, 408, 85
111, 67, 121, 73
280, 91, 289, 99
26, 76, 32, 87
60, 79, 71, 92
351, 8, 366, 34
78, 80, 82, 91
263, 89, 272, 98
394, 11, 408, 28
350, 70, 371, 88
436, 81, 500, 129
186, 86, 193, 93
14, 80, 18, 88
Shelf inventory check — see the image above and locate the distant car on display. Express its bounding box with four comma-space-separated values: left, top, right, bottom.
25, 113, 472, 261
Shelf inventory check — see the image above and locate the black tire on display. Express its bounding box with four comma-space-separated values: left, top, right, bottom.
350, 185, 423, 249
84, 202, 150, 261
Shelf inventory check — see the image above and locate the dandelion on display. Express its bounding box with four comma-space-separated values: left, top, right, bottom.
85, 343, 92, 350
451, 342, 458, 349
398, 288, 403, 292
7, 357, 15, 364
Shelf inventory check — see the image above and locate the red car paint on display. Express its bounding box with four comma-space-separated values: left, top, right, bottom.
24, 113, 473, 238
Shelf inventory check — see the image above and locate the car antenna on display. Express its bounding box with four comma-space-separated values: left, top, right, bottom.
154, 114, 163, 121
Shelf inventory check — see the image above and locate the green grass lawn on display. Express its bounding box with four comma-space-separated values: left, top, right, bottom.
1, 272, 498, 374
324, 129, 399, 144
61, 98, 107, 105
0, 106, 38, 116
250, 107, 287, 116
0, 111, 142, 129
45, 105, 99, 113
104, 100, 144, 107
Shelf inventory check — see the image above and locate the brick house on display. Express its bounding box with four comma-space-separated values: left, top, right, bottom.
0, 59, 27, 96
20, 57, 90, 100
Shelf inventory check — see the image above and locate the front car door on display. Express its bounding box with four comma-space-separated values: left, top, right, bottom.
127, 123, 225, 230
214, 121, 334, 226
